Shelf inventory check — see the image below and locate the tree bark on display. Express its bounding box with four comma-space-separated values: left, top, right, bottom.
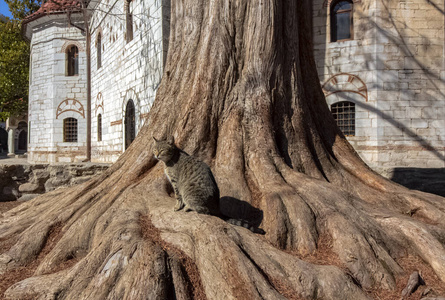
1, 0, 445, 299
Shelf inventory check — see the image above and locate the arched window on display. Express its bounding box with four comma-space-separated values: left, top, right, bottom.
97, 33, 102, 69
125, 0, 133, 43
331, 0, 353, 42
331, 101, 355, 136
63, 118, 78, 142
66, 45, 79, 76
124, 100, 135, 149
97, 114, 102, 142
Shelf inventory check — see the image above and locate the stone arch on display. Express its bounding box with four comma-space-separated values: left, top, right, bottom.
321, 73, 368, 102
122, 88, 140, 151
60, 40, 84, 53
122, 88, 140, 121
95, 92, 104, 116
95, 27, 103, 47
56, 99, 86, 119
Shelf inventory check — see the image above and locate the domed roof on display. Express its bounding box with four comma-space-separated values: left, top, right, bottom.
22, 0, 82, 25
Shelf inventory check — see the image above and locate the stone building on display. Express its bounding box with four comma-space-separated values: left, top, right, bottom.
312, 0, 445, 172
22, 1, 88, 163
22, 0, 170, 164
89, 0, 170, 163
22, 0, 444, 176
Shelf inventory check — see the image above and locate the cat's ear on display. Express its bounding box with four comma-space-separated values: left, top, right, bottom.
152, 136, 158, 143
166, 135, 175, 145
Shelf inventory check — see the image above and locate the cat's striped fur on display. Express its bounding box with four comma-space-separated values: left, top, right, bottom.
153, 136, 264, 234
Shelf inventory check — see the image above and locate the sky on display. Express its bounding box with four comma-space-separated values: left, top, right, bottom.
0, 0, 13, 18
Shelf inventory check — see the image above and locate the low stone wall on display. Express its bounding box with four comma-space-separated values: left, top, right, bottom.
0, 163, 110, 201
1, 163, 443, 202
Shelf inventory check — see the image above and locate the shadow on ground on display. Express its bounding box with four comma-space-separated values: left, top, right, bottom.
390, 168, 445, 197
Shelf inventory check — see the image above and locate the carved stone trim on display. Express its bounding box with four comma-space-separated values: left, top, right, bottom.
322, 73, 368, 102
60, 40, 84, 53
56, 99, 85, 119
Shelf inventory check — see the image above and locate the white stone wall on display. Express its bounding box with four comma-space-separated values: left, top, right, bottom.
313, 0, 445, 169
28, 16, 88, 163
90, 0, 170, 163
373, 0, 445, 168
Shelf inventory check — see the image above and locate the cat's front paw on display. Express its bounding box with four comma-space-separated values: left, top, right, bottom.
174, 201, 184, 211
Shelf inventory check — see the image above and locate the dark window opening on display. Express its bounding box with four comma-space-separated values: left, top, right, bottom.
124, 100, 135, 149
97, 114, 102, 142
97, 33, 102, 69
18, 130, 27, 151
331, 101, 355, 136
0, 128, 7, 152
331, 0, 353, 42
67, 45, 79, 76
126, 0, 133, 43
17, 121, 27, 151
63, 118, 78, 142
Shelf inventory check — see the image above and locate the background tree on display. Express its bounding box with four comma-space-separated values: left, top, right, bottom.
0, 17, 29, 121
1, 0, 445, 299
5, 0, 42, 20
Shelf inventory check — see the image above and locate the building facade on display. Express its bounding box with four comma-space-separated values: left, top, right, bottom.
23, 7, 88, 163
313, 0, 445, 170
89, 0, 170, 163
23, 0, 444, 173
22, 0, 170, 163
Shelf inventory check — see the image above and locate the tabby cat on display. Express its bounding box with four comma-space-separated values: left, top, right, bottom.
152, 136, 264, 234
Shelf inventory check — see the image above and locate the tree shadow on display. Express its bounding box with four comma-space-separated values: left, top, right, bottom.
390, 167, 445, 197
341, 93, 445, 162
312, 0, 444, 170
219, 196, 264, 229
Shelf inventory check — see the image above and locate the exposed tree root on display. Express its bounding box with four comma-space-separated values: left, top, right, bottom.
1, 0, 445, 297
1, 151, 445, 300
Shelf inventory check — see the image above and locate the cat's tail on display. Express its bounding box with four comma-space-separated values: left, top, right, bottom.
226, 218, 266, 235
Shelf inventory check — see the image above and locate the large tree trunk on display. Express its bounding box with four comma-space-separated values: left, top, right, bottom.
1, 0, 445, 299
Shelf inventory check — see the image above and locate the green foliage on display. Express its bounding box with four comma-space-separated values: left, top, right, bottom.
0, 18, 29, 120
5, 0, 42, 20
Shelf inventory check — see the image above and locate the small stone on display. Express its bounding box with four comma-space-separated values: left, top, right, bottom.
70, 176, 93, 186
18, 182, 41, 193
18, 194, 40, 201
30, 169, 50, 184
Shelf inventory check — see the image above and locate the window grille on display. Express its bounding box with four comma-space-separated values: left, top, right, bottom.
63, 118, 78, 142
331, 0, 353, 42
331, 101, 355, 136
67, 46, 79, 76
125, 100, 135, 149
97, 114, 102, 142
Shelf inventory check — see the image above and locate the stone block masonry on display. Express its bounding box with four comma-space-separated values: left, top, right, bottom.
312, 0, 444, 171
27, 15, 88, 164
0, 163, 109, 201
90, 0, 169, 163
